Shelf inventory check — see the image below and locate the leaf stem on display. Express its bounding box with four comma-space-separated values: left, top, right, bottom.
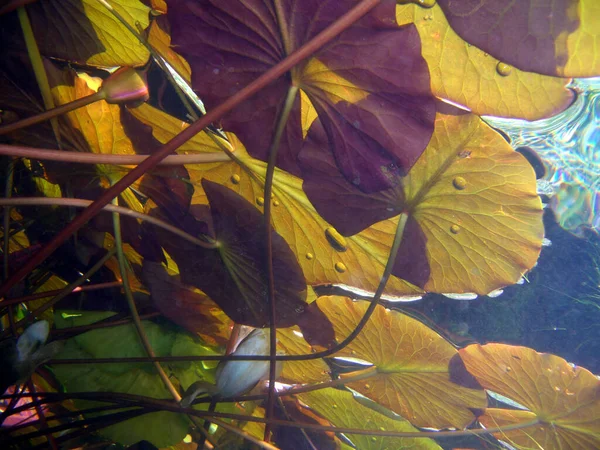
3, 160, 14, 282
0, 144, 230, 165
0, 197, 217, 249
17, 5, 62, 145
44, 214, 409, 361
111, 200, 219, 448
25, 379, 58, 450
263, 84, 299, 440
0, 390, 543, 440
1, 281, 122, 308
110, 199, 181, 401
0, 247, 117, 339
0, 92, 103, 136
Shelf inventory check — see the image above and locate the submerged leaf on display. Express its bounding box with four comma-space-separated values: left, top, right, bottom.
277, 327, 331, 384
317, 296, 487, 429
51, 311, 216, 447
437, 0, 600, 78
168, 0, 435, 192
459, 343, 600, 449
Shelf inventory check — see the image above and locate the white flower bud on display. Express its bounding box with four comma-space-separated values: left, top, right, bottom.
216, 328, 282, 398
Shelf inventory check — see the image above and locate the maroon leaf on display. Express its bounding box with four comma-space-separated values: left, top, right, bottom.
299, 118, 404, 236
168, 0, 435, 192
142, 260, 231, 345
299, 120, 430, 288
436, 0, 579, 77
296, 301, 336, 350
391, 215, 430, 289
155, 180, 308, 328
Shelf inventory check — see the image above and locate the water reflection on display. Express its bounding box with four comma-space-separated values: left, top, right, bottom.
485, 77, 600, 237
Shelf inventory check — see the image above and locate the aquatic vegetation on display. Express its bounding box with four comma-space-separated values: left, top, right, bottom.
0, 0, 599, 449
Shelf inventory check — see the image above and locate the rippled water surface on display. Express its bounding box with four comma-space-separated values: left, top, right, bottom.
485, 78, 600, 237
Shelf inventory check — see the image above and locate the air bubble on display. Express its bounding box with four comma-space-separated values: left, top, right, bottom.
496, 62, 513, 76
334, 262, 347, 273
453, 176, 467, 190
325, 227, 348, 251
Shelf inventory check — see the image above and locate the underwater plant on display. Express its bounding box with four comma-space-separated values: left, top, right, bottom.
0, 0, 599, 449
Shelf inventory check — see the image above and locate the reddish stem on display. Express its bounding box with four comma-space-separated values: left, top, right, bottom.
0, 281, 122, 307
0, 0, 38, 17
25, 379, 58, 450
0, 0, 382, 301
0, 92, 103, 136
0, 144, 230, 165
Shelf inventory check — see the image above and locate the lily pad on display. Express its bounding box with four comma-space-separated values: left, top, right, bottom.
437, 0, 600, 78
317, 296, 488, 429
168, 0, 435, 192
459, 343, 600, 450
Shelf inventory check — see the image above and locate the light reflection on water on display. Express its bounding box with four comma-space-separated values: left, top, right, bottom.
485, 77, 600, 237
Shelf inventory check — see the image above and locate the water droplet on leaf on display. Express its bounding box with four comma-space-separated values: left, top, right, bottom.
256, 197, 264, 206
231, 174, 241, 184
325, 227, 348, 251
453, 176, 467, 190
450, 224, 461, 234
305, 252, 314, 260
496, 62, 513, 76
334, 262, 347, 273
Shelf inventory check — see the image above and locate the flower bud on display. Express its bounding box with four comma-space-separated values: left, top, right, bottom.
216, 328, 282, 398
100, 67, 149, 105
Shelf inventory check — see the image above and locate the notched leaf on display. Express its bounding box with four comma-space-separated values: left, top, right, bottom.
169, 0, 435, 192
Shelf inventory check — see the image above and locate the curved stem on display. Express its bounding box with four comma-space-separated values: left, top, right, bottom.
46, 212, 408, 362
0, 92, 103, 136
263, 84, 298, 440
2, 161, 16, 335
0, 144, 231, 165
1, 248, 117, 339
0, 0, 382, 302
51, 312, 160, 336
17, 5, 61, 145
1, 281, 122, 308
0, 197, 217, 249
0, 0, 37, 15
111, 199, 219, 448
111, 199, 181, 402
1, 390, 542, 440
